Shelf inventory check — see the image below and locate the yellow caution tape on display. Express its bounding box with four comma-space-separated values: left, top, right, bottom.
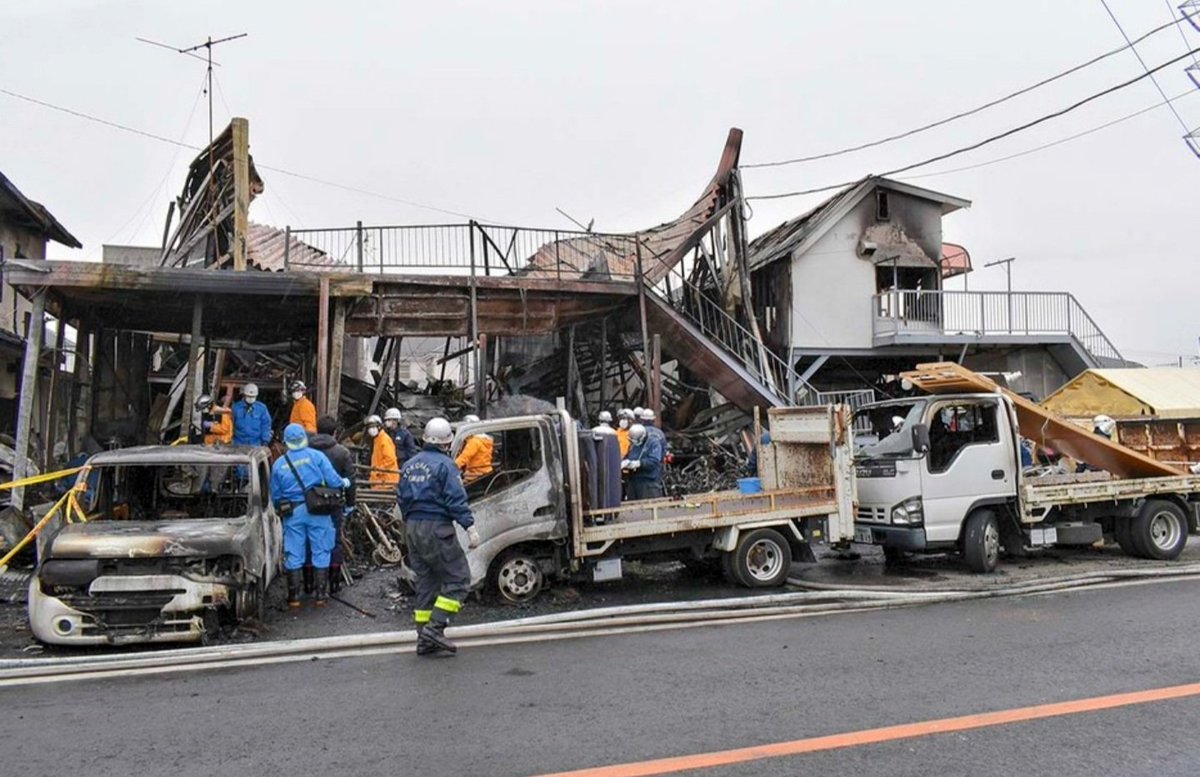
0, 466, 84, 492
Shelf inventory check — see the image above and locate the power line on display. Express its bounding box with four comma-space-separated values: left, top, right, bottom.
906, 88, 1199, 180
747, 44, 1200, 202
1099, 0, 1192, 133
743, 14, 1195, 169
1165, 0, 1200, 67
0, 86, 491, 222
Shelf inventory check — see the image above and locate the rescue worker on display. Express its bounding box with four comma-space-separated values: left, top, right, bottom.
454, 414, 495, 484
193, 394, 232, 445
366, 414, 399, 488
309, 415, 356, 594
592, 410, 616, 435
1093, 414, 1117, 440
398, 417, 480, 656
622, 423, 664, 500
615, 408, 635, 457
640, 408, 672, 467
288, 380, 318, 435
232, 383, 273, 447
270, 423, 349, 608
384, 407, 419, 466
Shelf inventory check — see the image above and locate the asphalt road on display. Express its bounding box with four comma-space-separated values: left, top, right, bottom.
4, 579, 1200, 777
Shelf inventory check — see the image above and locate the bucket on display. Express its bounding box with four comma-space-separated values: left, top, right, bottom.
736, 477, 762, 495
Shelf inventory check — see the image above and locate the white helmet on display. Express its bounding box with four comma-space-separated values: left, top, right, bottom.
424, 417, 454, 446
630, 423, 648, 445
242, 383, 259, 399
383, 407, 402, 423
462, 414, 481, 424
289, 380, 307, 393
1093, 414, 1116, 438
598, 410, 613, 424
633, 407, 644, 420
364, 414, 383, 428
617, 408, 635, 421
195, 394, 213, 411
641, 409, 656, 422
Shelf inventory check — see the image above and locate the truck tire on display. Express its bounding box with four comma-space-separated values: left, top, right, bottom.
720, 551, 743, 586
963, 509, 1001, 573
1112, 519, 1139, 557
733, 529, 792, 588
1130, 500, 1188, 560
491, 551, 545, 604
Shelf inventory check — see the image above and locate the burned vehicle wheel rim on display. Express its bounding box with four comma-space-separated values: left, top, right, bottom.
745, 538, 783, 582
497, 556, 543, 603
1149, 510, 1183, 552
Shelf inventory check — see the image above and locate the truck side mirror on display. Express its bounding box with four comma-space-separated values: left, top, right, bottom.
911, 423, 930, 454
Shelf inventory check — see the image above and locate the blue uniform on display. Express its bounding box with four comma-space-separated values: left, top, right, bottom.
232, 400, 273, 446
398, 444, 475, 628
271, 448, 345, 570
627, 434, 665, 500
398, 448, 474, 528
392, 427, 420, 466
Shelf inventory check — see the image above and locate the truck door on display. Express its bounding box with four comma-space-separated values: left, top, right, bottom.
452, 418, 566, 586
920, 399, 1015, 543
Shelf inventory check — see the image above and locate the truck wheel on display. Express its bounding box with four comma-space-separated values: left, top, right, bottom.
492, 552, 544, 604
1131, 500, 1188, 560
720, 551, 743, 585
963, 510, 1001, 573
733, 529, 792, 588
1112, 519, 1139, 557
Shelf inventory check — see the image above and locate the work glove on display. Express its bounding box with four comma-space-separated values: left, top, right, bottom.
467, 526, 481, 549
620, 459, 631, 470
341, 478, 351, 489
626, 459, 641, 471
202, 421, 213, 432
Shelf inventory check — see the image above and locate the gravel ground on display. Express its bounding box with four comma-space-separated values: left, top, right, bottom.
4, 537, 1200, 658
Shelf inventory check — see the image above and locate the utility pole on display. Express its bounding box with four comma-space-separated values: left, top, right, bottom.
984, 257, 1016, 333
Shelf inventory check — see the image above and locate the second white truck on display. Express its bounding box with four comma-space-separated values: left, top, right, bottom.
852, 378, 1200, 573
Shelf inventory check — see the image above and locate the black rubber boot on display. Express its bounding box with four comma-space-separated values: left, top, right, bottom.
314, 568, 329, 608
329, 564, 343, 594
286, 569, 303, 609
303, 564, 315, 595
418, 621, 456, 656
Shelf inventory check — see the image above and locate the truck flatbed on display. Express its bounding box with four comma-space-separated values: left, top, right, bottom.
1024, 474, 1200, 513
579, 485, 839, 550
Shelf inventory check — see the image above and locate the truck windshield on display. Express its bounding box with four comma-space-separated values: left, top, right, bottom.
79, 463, 250, 521
852, 400, 926, 458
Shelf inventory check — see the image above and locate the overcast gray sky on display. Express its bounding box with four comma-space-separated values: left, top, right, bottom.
2, 0, 1197, 364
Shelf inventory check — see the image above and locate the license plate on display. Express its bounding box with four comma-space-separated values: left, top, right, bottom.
854, 528, 874, 544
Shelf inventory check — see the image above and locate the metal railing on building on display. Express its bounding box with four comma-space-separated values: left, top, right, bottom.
872, 289, 1125, 365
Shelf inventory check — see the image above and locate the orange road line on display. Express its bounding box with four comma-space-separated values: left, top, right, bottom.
531, 681, 1200, 777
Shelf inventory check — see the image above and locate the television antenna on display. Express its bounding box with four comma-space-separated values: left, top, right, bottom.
136, 33, 248, 240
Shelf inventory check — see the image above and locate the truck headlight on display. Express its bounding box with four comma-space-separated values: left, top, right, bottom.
891, 496, 924, 526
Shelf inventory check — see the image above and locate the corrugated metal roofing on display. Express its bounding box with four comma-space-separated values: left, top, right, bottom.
1044, 368, 1200, 419
246, 222, 343, 272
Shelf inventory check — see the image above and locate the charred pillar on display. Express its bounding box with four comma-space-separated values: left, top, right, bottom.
327, 298, 346, 418
181, 297, 204, 441
316, 276, 330, 416
12, 290, 45, 510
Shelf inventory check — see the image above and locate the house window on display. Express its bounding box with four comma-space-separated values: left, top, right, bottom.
875, 190, 890, 221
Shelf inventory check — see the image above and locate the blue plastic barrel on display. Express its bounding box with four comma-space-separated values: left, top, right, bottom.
737, 477, 763, 494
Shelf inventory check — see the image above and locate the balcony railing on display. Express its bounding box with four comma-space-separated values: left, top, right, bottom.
284, 221, 641, 283
873, 289, 1124, 365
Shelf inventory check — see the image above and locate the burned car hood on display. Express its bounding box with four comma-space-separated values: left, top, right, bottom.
47, 518, 254, 560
